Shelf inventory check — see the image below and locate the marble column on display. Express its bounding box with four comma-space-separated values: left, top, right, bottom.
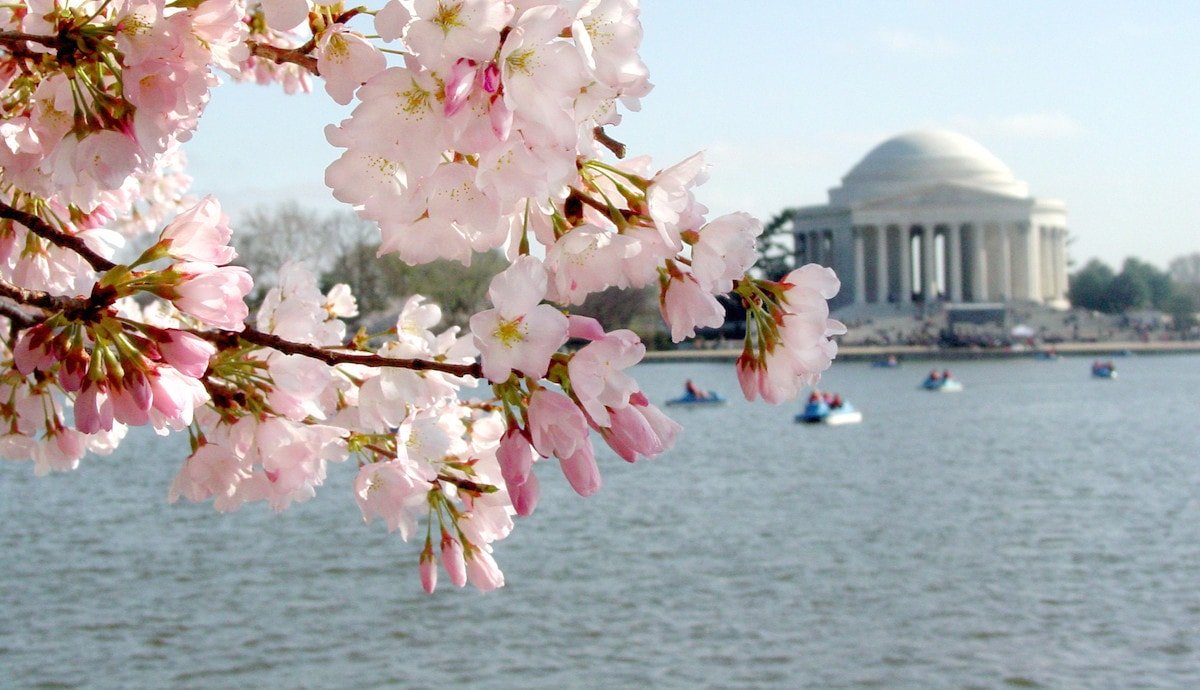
998, 223, 1012, 301
970, 224, 987, 301
874, 226, 888, 303
853, 228, 866, 304
1055, 228, 1069, 301
1024, 222, 1042, 303
947, 224, 963, 302
920, 225, 937, 301
897, 225, 912, 304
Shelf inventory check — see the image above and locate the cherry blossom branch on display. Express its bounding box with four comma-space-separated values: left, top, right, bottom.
0, 201, 117, 272
245, 8, 367, 77
202, 325, 485, 378
247, 40, 320, 75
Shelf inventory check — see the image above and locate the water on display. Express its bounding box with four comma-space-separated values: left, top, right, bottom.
2, 354, 1199, 689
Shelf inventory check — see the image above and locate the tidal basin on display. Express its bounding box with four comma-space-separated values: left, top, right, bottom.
2, 354, 1198, 688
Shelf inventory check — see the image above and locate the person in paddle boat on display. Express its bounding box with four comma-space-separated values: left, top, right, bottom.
927, 369, 942, 383
684, 379, 708, 401
942, 369, 952, 380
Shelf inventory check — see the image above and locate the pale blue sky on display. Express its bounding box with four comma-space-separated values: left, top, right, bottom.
184, 1, 1200, 270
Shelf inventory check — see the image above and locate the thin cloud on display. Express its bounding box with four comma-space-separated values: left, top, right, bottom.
873, 28, 958, 58
953, 112, 1083, 140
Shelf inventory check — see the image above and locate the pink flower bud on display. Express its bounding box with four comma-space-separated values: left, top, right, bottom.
441, 534, 467, 588
13, 324, 58, 375
419, 549, 437, 594
444, 59, 476, 117
466, 549, 505, 592
160, 196, 236, 264
497, 428, 535, 489
510, 470, 539, 517
75, 382, 113, 434
559, 442, 601, 497
528, 389, 587, 459
482, 62, 501, 93
156, 329, 215, 378
171, 262, 253, 331
110, 370, 152, 426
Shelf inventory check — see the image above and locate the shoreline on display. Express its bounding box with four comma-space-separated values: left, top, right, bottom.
643, 340, 1200, 363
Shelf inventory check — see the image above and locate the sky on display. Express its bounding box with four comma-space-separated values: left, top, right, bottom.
183, 1, 1200, 271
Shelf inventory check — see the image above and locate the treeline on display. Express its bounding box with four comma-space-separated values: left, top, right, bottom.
232, 203, 659, 335
1069, 254, 1200, 329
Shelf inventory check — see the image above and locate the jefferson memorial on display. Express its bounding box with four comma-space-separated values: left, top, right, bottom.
791, 130, 1069, 311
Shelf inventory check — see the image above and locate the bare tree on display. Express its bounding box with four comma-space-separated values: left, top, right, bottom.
233, 203, 375, 304
1169, 252, 1200, 286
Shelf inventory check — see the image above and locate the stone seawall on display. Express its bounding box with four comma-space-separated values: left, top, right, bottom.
643, 341, 1200, 363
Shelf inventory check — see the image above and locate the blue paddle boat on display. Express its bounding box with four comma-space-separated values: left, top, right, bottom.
796, 396, 863, 425
1091, 360, 1117, 379
666, 380, 726, 406
921, 371, 963, 392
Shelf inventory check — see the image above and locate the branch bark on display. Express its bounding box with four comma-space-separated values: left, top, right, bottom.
247, 40, 320, 76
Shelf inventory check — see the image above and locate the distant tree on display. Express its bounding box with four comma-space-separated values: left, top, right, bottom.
572, 285, 657, 335
1168, 252, 1200, 286
1069, 259, 1116, 312
1119, 257, 1172, 310
1166, 291, 1198, 331
755, 209, 796, 280
324, 247, 509, 330
1107, 271, 1149, 312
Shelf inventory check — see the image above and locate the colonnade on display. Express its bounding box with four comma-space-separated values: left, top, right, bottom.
796, 222, 1068, 306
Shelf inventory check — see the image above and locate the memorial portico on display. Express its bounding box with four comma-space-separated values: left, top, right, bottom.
791, 130, 1069, 311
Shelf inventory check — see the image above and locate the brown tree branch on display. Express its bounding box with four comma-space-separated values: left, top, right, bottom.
593, 127, 627, 159
0, 302, 38, 330
0, 30, 59, 50
0, 202, 117, 273
0, 280, 74, 313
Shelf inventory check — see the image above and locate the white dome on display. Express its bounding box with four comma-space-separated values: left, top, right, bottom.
829, 130, 1028, 205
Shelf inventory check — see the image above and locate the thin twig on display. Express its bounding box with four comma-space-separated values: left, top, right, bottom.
204, 325, 484, 379
0, 302, 37, 330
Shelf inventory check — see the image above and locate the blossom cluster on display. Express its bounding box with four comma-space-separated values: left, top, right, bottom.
0, 0, 844, 591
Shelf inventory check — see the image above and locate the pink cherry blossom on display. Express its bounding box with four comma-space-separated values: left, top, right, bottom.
527, 388, 587, 459
689, 212, 762, 294
469, 256, 568, 382
660, 271, 725, 342
317, 25, 387, 106
567, 327, 644, 426
355, 459, 435, 539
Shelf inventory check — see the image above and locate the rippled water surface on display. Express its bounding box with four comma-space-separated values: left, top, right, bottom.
3, 354, 1199, 688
